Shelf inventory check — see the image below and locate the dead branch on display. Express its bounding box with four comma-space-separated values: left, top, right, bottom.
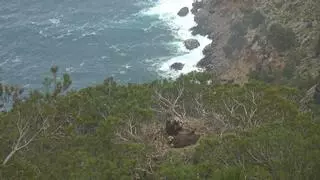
220, 90, 259, 129
154, 85, 185, 121
194, 93, 208, 117
2, 110, 48, 165
2, 102, 65, 166
114, 114, 143, 143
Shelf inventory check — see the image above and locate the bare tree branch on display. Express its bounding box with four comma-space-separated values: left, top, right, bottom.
2, 105, 55, 166
154, 85, 185, 121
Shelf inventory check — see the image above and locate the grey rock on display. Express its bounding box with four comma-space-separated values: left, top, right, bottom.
202, 0, 217, 13
202, 43, 214, 56
192, 8, 214, 36
191, 1, 203, 14
208, 32, 215, 39
190, 25, 210, 36
177, 7, 189, 17
197, 55, 214, 69
184, 39, 200, 50
194, 8, 210, 25
170, 62, 185, 71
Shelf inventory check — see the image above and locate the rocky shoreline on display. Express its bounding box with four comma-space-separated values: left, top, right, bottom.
171, 1, 226, 72
170, 4, 211, 72
172, 0, 320, 84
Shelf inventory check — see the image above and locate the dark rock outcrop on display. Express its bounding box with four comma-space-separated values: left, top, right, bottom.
208, 32, 215, 39
177, 7, 189, 17
190, 25, 210, 36
197, 55, 216, 70
202, 43, 214, 56
168, 129, 200, 148
191, 0, 203, 14
194, 8, 210, 25
170, 62, 184, 71
192, 8, 215, 36
184, 39, 200, 50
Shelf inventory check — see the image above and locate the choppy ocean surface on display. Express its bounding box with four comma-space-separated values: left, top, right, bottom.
0, 0, 210, 89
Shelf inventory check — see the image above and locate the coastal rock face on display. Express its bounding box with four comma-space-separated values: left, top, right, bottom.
190, 25, 209, 36
208, 32, 215, 40
194, 8, 210, 25
184, 39, 200, 50
192, 0, 320, 84
202, 43, 214, 56
177, 7, 189, 17
197, 55, 215, 70
170, 62, 184, 71
191, 0, 203, 14
191, 8, 216, 36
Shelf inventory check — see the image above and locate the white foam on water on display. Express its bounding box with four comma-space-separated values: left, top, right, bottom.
81, 31, 97, 37
49, 18, 60, 25
0, 59, 10, 67
11, 57, 22, 63
66, 66, 75, 73
141, 0, 211, 78
123, 64, 132, 69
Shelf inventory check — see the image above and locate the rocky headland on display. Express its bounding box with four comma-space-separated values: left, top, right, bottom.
177, 0, 320, 84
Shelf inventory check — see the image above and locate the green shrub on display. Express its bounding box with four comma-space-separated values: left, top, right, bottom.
1, 68, 320, 179
224, 21, 248, 58
228, 33, 247, 51
251, 11, 265, 28
230, 21, 247, 36
267, 23, 296, 52
243, 10, 265, 29
192, 116, 320, 179
249, 69, 277, 83
282, 61, 296, 79
282, 49, 307, 80
314, 33, 320, 57
224, 26, 247, 58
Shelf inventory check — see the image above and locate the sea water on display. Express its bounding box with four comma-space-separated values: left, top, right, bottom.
0, 0, 210, 89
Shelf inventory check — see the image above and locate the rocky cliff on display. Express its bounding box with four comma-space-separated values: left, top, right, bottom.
190, 0, 320, 84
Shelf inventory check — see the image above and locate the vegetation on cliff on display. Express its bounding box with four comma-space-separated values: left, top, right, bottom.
191, 0, 320, 86
1, 0, 320, 179
0, 66, 320, 179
